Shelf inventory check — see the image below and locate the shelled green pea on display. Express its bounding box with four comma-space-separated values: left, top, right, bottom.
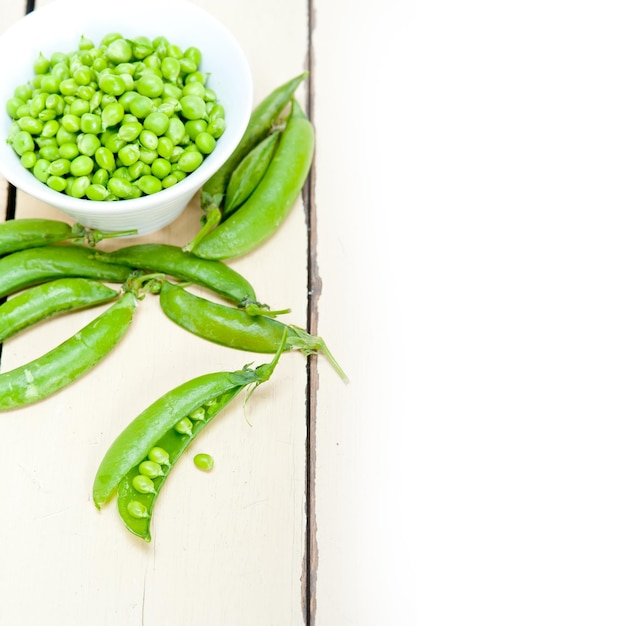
5, 32, 226, 201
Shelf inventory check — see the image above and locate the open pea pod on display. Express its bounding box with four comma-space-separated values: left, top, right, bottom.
116, 387, 241, 541
93, 332, 287, 541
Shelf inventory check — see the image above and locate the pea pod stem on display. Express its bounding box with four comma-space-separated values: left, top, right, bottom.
189, 99, 315, 260
0, 291, 137, 411
159, 282, 348, 383
0, 278, 119, 343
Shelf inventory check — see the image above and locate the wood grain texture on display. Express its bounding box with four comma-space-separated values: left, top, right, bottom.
0, 1, 310, 624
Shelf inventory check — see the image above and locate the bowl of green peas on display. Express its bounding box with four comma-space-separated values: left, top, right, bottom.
0, 0, 253, 235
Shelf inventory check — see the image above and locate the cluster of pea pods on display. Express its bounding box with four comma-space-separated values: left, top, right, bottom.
0, 74, 347, 542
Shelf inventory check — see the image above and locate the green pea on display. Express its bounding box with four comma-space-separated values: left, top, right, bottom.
48, 158, 71, 176
58, 142, 79, 159
189, 407, 206, 421
177, 150, 204, 173
77, 133, 100, 156
179, 95, 205, 121
107, 177, 136, 199
148, 447, 171, 466
184, 46, 202, 67
138, 148, 158, 165
112, 166, 131, 181
151, 157, 171, 179
32, 159, 51, 183
70, 155, 94, 176
67, 175, 90, 198
38, 144, 60, 162
14, 84, 32, 101
193, 453, 214, 472
106, 38, 133, 64
6, 97, 24, 119
118, 143, 140, 167
137, 175, 162, 195
104, 132, 127, 153
20, 151, 37, 169
128, 94, 154, 119
161, 57, 180, 82
73, 65, 93, 86
42, 119, 61, 138
184, 70, 206, 85
128, 160, 150, 180
118, 121, 142, 142
208, 118, 226, 139
195, 131, 216, 155
70, 99, 90, 117
132, 474, 156, 494
98, 73, 127, 96
17, 116, 43, 135
138, 460, 164, 479
59, 78, 79, 96
127, 501, 149, 519
56, 127, 78, 146
174, 417, 193, 436
156, 136, 174, 159
181, 82, 206, 98
94, 146, 115, 171
80, 113, 101, 134
79, 35, 94, 50
162, 174, 178, 189
144, 110, 169, 135
47, 175, 67, 193
184, 119, 207, 141
33, 52, 51, 75
179, 58, 198, 75
139, 129, 158, 151
92, 168, 109, 186
10, 130, 35, 155
85, 183, 109, 201
101, 102, 125, 128
162, 83, 182, 101
61, 114, 81, 133
136, 74, 163, 98
45, 94, 65, 116
166, 117, 186, 145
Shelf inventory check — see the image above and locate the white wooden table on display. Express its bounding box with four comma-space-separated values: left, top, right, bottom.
2, 1, 626, 625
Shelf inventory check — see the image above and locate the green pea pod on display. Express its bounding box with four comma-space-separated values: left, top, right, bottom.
0, 218, 137, 256
115, 386, 241, 541
200, 72, 308, 214
159, 282, 348, 383
92, 339, 286, 522
0, 278, 119, 343
0, 245, 133, 299
223, 130, 280, 217
94, 243, 258, 307
190, 100, 315, 260
0, 291, 136, 411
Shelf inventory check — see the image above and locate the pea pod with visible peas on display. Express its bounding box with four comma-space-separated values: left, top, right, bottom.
189, 100, 315, 260
0, 277, 119, 343
0, 218, 137, 256
93, 243, 268, 309
92, 332, 287, 541
0, 245, 133, 299
159, 281, 348, 383
0, 290, 137, 411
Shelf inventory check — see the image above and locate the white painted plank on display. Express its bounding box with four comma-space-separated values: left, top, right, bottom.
0, 1, 311, 624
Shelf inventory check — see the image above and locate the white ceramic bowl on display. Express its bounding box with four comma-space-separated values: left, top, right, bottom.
0, 0, 252, 235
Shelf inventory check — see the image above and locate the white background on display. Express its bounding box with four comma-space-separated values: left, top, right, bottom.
343, 0, 626, 623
